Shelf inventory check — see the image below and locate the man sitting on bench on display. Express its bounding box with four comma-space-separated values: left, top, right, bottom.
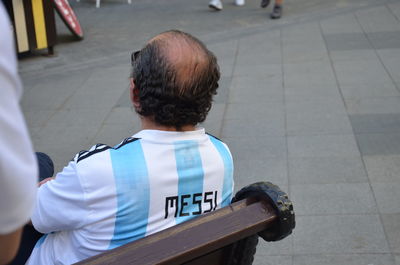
25, 30, 234, 265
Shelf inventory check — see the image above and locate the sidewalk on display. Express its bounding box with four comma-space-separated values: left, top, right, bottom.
19, 0, 400, 264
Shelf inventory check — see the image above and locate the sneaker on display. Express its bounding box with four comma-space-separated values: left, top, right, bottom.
260, 0, 270, 8
270, 4, 282, 19
235, 0, 245, 6
209, 0, 223, 10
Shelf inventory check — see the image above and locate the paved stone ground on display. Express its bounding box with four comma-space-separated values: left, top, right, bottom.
18, 0, 400, 263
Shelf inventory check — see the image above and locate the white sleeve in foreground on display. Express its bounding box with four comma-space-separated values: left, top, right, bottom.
0, 2, 38, 235
31, 160, 90, 234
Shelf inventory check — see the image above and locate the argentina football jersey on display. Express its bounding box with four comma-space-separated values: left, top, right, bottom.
28, 128, 234, 265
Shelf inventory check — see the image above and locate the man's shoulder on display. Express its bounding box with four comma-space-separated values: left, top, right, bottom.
76, 137, 140, 163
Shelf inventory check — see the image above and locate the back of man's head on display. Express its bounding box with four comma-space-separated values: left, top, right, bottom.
131, 30, 220, 130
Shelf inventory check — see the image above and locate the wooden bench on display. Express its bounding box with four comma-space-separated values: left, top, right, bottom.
75, 182, 295, 265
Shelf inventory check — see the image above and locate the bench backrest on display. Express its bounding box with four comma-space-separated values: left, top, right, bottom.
75, 182, 294, 265
76, 199, 275, 265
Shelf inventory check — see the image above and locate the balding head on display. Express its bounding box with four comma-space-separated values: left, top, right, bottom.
149, 31, 211, 95
131, 30, 220, 130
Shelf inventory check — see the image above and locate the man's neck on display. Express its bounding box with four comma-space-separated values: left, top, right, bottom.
140, 117, 196, 132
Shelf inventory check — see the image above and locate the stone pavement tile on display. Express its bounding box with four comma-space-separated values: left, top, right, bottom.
207, 40, 237, 77
63, 65, 129, 110
371, 182, 400, 214
281, 22, 323, 43
363, 155, 400, 183
229, 83, 283, 103
367, 31, 400, 50
293, 254, 396, 265
333, 59, 394, 86
349, 113, 400, 134
237, 31, 281, 65
33, 121, 101, 151
289, 156, 368, 184
282, 23, 329, 63
254, 236, 293, 256
43, 108, 110, 130
114, 89, 131, 108
293, 215, 390, 254
356, 5, 400, 33
22, 109, 55, 131
377, 49, 400, 83
234, 63, 281, 80
218, 61, 235, 79
286, 112, 352, 136
284, 85, 341, 99
234, 157, 288, 188
102, 107, 139, 126
345, 97, 400, 115
382, 214, 400, 253
324, 33, 372, 51
222, 116, 285, 137
223, 103, 285, 137
329, 49, 378, 62
27, 126, 43, 142
90, 123, 137, 147
282, 42, 329, 64
29, 109, 105, 164
239, 30, 280, 50
396, 255, 400, 265
389, 1, 400, 20
233, 64, 282, 79
340, 83, 400, 100
253, 254, 292, 265
225, 101, 284, 118
283, 61, 336, 87
284, 59, 333, 75
32, 124, 102, 172
230, 74, 283, 103
288, 134, 360, 158
235, 50, 281, 68
214, 76, 230, 103
50, 149, 82, 174
20, 71, 89, 111
355, 133, 400, 156
225, 102, 284, 120
290, 183, 377, 215
225, 136, 287, 159
286, 97, 347, 116
20, 74, 42, 94
320, 13, 363, 34
202, 103, 226, 138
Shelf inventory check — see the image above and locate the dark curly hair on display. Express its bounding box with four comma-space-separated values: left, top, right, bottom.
131, 30, 220, 130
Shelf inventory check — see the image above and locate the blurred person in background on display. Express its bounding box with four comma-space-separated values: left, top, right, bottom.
209, 0, 245, 11
261, 0, 283, 19
209, 0, 283, 19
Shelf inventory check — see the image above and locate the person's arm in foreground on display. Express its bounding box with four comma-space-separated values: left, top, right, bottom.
0, 3, 38, 264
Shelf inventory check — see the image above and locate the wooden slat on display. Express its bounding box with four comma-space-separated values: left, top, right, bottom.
12, 0, 29, 52
76, 198, 277, 265
42, 0, 57, 47
23, 0, 38, 50
31, 0, 47, 49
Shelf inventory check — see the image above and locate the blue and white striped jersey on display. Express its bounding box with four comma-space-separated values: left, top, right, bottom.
28, 128, 234, 265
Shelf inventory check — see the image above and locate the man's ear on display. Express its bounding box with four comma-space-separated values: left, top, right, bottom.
129, 78, 141, 110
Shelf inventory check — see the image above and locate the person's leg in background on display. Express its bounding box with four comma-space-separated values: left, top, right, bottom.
9, 152, 54, 265
270, 0, 283, 19
260, 0, 283, 19
209, 0, 245, 11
